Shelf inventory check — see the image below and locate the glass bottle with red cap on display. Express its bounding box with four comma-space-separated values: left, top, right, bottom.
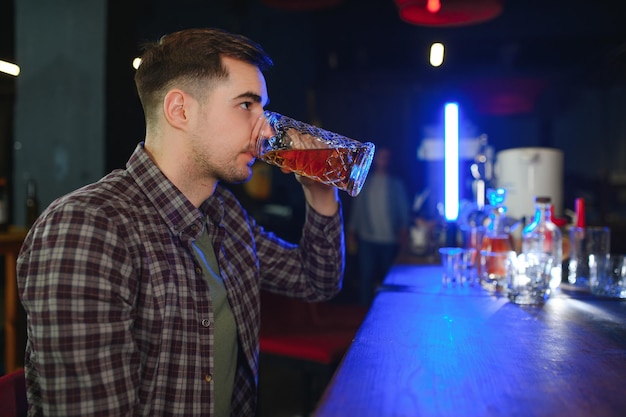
568, 198, 587, 285
522, 196, 563, 289
478, 188, 516, 287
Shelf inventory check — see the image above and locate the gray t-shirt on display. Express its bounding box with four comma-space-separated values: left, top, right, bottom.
192, 225, 238, 417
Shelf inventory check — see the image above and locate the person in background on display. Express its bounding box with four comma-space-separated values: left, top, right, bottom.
17, 28, 344, 417
348, 146, 410, 305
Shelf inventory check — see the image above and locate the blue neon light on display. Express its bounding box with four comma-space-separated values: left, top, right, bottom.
444, 102, 459, 221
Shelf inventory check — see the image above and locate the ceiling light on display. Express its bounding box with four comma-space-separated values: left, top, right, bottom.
426, 0, 441, 13
395, 0, 503, 27
0, 60, 20, 76
430, 42, 444, 67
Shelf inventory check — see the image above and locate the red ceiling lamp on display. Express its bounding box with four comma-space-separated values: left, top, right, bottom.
395, 0, 503, 27
262, 0, 344, 10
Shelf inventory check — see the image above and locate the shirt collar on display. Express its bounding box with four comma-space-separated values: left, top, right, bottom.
126, 142, 204, 240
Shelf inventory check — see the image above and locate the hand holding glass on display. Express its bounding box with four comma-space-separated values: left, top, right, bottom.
255, 112, 375, 197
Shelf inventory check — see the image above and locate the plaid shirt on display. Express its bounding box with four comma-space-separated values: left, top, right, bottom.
17, 143, 344, 417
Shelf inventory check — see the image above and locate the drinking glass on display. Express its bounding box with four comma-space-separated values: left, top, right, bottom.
460, 247, 478, 284
508, 252, 553, 305
591, 254, 626, 298
568, 226, 610, 288
479, 250, 516, 292
255, 111, 376, 197
439, 247, 463, 285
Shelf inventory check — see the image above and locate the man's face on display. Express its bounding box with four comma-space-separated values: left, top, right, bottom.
187, 57, 269, 185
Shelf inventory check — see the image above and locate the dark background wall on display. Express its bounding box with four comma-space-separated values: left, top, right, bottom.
2, 0, 626, 234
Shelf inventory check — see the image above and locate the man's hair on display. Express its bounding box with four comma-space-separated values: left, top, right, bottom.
134, 27, 273, 124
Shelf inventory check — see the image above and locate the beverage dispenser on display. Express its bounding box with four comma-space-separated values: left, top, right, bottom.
494, 147, 564, 222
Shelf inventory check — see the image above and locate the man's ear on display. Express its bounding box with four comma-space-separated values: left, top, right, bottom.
163, 90, 188, 129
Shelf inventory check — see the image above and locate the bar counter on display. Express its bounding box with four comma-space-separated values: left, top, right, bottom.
315, 265, 626, 417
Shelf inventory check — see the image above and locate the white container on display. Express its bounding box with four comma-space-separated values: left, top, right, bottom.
495, 147, 563, 221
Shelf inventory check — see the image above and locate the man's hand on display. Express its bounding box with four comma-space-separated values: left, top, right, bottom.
286, 170, 339, 216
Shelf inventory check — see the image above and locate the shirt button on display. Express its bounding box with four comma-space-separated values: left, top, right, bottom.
195, 266, 202, 275
204, 374, 212, 383
201, 319, 211, 327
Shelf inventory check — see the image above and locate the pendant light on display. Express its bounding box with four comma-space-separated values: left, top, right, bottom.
395, 0, 503, 27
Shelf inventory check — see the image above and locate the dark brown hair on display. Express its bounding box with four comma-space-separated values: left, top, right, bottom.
134, 28, 273, 123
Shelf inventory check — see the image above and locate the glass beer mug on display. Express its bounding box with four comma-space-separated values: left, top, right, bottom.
254, 111, 375, 197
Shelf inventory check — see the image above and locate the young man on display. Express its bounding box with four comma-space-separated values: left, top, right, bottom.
17, 28, 344, 416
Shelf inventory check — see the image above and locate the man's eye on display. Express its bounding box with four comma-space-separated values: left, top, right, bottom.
240, 102, 251, 110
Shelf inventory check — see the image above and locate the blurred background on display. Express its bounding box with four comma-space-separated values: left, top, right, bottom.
2, 1, 626, 413
2, 0, 626, 242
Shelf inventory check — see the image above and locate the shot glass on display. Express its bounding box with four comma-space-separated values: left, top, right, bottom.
255, 111, 376, 197
460, 247, 478, 285
508, 252, 553, 305
591, 253, 626, 298
460, 225, 485, 285
439, 247, 463, 285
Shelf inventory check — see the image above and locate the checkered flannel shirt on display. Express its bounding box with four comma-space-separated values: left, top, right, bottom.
17, 143, 344, 416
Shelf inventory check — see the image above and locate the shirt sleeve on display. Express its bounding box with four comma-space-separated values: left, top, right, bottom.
17, 202, 139, 416
256, 202, 345, 301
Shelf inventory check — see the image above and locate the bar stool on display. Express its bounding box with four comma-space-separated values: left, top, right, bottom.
259, 291, 367, 415
0, 368, 27, 417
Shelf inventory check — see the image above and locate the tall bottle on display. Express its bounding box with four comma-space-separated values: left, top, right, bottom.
480, 188, 515, 281
568, 197, 586, 285
481, 188, 514, 253
574, 197, 585, 229
522, 196, 562, 289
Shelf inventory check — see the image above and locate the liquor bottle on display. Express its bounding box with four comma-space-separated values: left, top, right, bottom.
568, 197, 586, 285
479, 188, 515, 283
574, 197, 585, 228
522, 196, 563, 289
481, 188, 515, 253
550, 203, 570, 275
26, 178, 39, 228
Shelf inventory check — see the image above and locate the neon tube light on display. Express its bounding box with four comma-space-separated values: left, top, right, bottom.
444, 102, 459, 221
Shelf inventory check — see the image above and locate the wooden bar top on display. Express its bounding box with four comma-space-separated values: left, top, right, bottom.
315, 265, 626, 417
